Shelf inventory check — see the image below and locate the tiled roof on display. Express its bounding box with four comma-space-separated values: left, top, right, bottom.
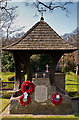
2, 20, 77, 51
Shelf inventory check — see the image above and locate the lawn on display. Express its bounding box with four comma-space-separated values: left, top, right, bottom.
0, 72, 27, 82
65, 72, 79, 92
1, 115, 79, 120
0, 98, 10, 113
0, 72, 27, 89
0, 72, 15, 82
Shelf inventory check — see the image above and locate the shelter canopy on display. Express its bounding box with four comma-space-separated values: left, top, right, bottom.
2, 19, 77, 52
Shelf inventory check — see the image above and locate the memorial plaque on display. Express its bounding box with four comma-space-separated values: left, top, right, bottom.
35, 85, 47, 102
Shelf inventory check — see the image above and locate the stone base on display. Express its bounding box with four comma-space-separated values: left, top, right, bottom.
10, 94, 72, 115
10, 77, 72, 115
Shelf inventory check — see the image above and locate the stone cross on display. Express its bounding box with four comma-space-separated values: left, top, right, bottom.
38, 7, 46, 18
46, 64, 49, 72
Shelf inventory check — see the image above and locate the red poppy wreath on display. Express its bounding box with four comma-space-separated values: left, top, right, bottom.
19, 81, 35, 106
19, 93, 31, 106
21, 81, 35, 94
51, 93, 62, 105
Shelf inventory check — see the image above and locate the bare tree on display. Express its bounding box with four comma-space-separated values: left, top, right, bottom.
0, 0, 18, 36
25, 0, 72, 17
0, 0, 24, 46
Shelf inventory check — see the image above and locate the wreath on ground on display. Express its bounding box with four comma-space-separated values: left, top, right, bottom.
19, 81, 35, 106
51, 93, 62, 105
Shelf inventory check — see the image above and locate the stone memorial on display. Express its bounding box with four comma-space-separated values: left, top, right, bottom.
2, 15, 77, 114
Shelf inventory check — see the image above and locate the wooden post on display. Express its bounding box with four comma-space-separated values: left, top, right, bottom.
13, 53, 21, 91
20, 53, 33, 82
26, 56, 33, 81
49, 52, 65, 94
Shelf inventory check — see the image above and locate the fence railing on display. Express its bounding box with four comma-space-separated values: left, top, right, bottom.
1, 81, 15, 90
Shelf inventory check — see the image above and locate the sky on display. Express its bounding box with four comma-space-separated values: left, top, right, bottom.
10, 1, 77, 36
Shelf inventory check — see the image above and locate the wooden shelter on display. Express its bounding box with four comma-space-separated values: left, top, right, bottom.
2, 18, 77, 93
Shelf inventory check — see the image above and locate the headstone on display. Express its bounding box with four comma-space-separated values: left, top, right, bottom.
35, 85, 47, 102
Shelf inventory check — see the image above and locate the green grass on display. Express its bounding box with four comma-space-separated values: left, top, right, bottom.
65, 72, 79, 92
0, 72, 27, 82
1, 115, 79, 120
0, 72, 27, 89
0, 98, 10, 113
0, 72, 15, 82
0, 72, 15, 88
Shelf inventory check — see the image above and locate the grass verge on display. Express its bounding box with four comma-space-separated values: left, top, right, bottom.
0, 98, 10, 113
1, 115, 79, 120
65, 72, 79, 93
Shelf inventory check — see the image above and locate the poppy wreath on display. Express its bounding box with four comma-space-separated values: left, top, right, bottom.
19, 93, 31, 106
21, 81, 35, 94
19, 81, 35, 106
51, 93, 62, 105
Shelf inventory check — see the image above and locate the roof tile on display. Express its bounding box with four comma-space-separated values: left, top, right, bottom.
3, 20, 77, 51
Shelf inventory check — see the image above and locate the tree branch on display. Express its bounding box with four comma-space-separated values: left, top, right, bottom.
35, 0, 72, 14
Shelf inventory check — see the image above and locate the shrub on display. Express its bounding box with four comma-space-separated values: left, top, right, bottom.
1, 91, 13, 99
68, 92, 79, 99
62, 61, 76, 73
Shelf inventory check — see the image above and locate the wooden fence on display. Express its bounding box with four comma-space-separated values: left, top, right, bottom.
1, 81, 15, 90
